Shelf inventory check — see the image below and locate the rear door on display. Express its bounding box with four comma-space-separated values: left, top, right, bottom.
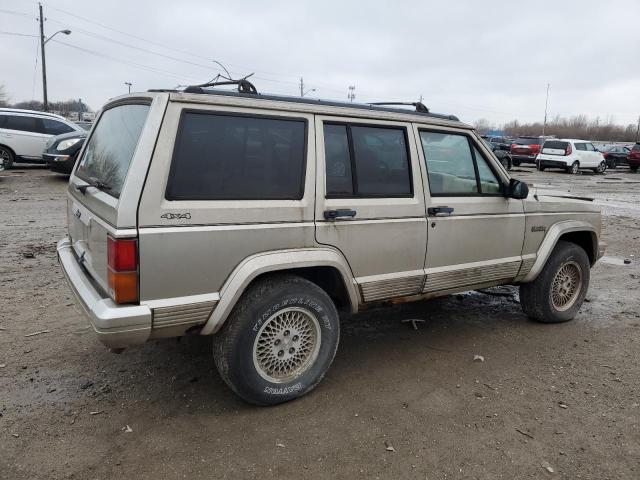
67, 95, 167, 294
315, 116, 427, 302
416, 127, 525, 293
3, 114, 48, 159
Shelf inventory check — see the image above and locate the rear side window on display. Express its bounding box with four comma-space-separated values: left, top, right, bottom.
166, 112, 306, 200
5, 115, 40, 133
324, 123, 412, 197
42, 118, 75, 135
76, 103, 150, 198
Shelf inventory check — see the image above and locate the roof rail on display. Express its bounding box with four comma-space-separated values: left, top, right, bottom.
183, 75, 258, 95
368, 102, 430, 113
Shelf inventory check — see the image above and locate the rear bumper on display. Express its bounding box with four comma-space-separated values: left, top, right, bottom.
57, 237, 151, 349
511, 154, 537, 163
539, 159, 570, 168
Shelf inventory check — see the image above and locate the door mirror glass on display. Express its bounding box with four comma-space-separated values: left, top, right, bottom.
507, 178, 529, 199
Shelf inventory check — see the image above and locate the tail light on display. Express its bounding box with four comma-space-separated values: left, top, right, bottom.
510, 143, 517, 151
107, 235, 138, 303
530, 144, 541, 153
601, 151, 608, 158
565, 144, 573, 156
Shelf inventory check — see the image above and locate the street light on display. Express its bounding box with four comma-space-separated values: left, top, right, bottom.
125, 82, 133, 94
38, 3, 71, 111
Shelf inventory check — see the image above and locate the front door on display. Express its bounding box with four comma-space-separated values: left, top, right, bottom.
314, 116, 427, 302
415, 127, 526, 293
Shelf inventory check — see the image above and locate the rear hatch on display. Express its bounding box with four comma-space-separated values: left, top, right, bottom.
539, 140, 570, 158
511, 137, 542, 155
67, 95, 167, 298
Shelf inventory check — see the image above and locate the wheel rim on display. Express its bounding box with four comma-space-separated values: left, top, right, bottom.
253, 307, 321, 383
598, 162, 605, 173
0, 148, 9, 161
572, 163, 579, 174
550, 261, 582, 311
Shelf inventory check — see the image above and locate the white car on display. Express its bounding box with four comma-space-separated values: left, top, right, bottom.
537, 139, 607, 174
0, 108, 84, 169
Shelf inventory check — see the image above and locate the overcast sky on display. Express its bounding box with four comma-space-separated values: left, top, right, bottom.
1, 0, 639, 126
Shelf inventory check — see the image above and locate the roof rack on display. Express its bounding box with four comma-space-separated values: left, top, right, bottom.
368, 102, 430, 113
183, 74, 258, 95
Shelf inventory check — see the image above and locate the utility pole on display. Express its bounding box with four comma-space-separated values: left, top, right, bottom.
299, 77, 304, 98
348, 85, 355, 103
542, 83, 550, 137
125, 82, 132, 94
38, 3, 48, 111
636, 115, 640, 143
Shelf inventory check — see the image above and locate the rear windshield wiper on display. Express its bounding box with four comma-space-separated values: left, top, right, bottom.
76, 177, 113, 195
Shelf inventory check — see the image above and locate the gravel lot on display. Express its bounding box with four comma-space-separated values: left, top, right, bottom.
1, 165, 639, 479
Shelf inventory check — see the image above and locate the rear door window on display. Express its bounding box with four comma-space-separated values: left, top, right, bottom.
5, 115, 41, 133
166, 112, 306, 200
76, 103, 150, 198
575, 143, 587, 151
324, 123, 412, 197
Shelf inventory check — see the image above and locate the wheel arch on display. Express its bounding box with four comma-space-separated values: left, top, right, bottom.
0, 143, 16, 159
522, 220, 598, 282
200, 248, 359, 335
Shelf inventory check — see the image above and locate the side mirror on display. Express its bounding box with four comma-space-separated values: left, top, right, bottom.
506, 178, 529, 199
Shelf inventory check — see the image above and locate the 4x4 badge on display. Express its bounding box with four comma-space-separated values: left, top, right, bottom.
161, 212, 191, 220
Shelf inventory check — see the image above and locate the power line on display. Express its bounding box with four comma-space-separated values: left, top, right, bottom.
0, 31, 38, 38
0, 8, 34, 19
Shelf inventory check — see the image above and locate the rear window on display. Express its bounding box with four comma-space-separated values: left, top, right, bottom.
542, 141, 569, 150
514, 137, 543, 145
166, 112, 306, 200
76, 103, 150, 198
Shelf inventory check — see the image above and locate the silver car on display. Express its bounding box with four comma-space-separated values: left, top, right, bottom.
58, 86, 605, 405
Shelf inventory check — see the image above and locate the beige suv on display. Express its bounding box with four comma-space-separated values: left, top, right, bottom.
58, 85, 605, 405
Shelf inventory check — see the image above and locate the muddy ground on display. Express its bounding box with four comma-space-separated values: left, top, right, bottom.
1, 165, 639, 479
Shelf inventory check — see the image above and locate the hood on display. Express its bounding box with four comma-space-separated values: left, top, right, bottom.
532, 188, 594, 202
525, 186, 600, 215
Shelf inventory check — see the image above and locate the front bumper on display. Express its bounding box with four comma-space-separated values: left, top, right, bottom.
57, 237, 151, 349
44, 153, 75, 174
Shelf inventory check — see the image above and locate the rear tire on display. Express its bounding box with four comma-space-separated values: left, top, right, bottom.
520, 241, 590, 323
566, 161, 579, 174
213, 274, 340, 405
0, 145, 14, 170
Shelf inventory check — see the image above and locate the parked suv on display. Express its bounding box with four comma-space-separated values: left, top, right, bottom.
58, 88, 605, 405
510, 136, 544, 165
629, 143, 640, 172
0, 108, 83, 168
537, 139, 607, 174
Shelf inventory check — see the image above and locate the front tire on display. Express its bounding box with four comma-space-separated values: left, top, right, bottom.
595, 161, 606, 174
0, 145, 14, 170
519, 241, 590, 323
213, 274, 340, 405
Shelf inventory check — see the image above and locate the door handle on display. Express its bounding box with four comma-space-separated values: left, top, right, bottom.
324, 209, 357, 221
427, 206, 454, 216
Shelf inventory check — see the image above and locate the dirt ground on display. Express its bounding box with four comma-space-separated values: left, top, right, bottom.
1, 165, 639, 479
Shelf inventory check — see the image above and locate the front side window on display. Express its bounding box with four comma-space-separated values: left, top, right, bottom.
420, 131, 502, 196
166, 112, 306, 200
42, 118, 75, 135
585, 143, 596, 151
324, 123, 412, 197
76, 103, 150, 198
5, 115, 40, 133
575, 143, 587, 151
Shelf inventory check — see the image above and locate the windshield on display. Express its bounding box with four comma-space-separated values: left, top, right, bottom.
75, 104, 149, 197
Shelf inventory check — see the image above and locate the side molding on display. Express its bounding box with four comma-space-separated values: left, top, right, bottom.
199, 248, 359, 335
521, 220, 597, 283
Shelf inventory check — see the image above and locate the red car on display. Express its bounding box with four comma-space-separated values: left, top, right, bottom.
510, 136, 544, 166
629, 143, 640, 172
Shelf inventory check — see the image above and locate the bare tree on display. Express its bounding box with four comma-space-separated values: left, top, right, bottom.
503, 115, 636, 142
0, 84, 8, 107
473, 118, 495, 135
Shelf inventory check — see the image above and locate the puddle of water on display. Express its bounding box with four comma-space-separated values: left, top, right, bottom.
600, 256, 633, 266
